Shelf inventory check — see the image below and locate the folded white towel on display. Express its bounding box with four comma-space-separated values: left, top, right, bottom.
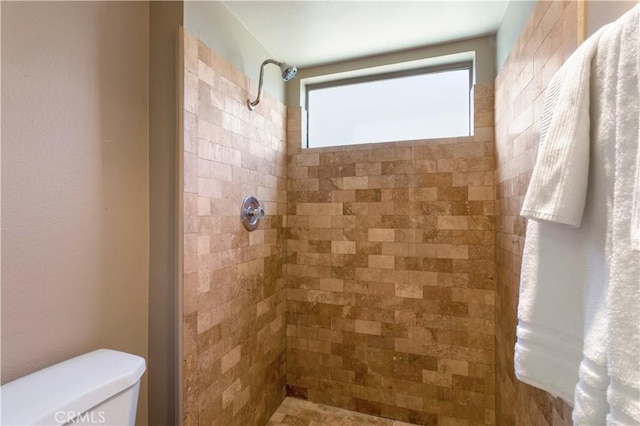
607, 5, 640, 425
633, 13, 640, 254
571, 16, 628, 424
516, 29, 607, 407
633, 3, 640, 255
632, 136, 640, 253
633, 128, 640, 252
516, 220, 585, 403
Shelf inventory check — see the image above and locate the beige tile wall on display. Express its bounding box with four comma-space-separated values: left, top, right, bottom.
494, 1, 578, 425
285, 85, 497, 425
180, 29, 288, 425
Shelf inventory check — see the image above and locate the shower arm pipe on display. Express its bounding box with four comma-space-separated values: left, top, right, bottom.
247, 59, 282, 111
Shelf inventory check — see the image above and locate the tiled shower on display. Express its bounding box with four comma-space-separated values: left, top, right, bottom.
180, 1, 579, 425
285, 90, 495, 425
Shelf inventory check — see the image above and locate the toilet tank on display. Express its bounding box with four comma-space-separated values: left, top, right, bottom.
0, 349, 146, 426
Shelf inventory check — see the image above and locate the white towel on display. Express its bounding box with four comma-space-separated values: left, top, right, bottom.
607, 6, 640, 425
633, 123, 640, 251
633, 3, 640, 255
516, 28, 608, 407
516, 220, 586, 403
632, 10, 640, 255
517, 5, 640, 425
519, 35, 597, 227
571, 17, 624, 424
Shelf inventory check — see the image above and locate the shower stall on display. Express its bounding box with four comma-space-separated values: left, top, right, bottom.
179, 27, 496, 426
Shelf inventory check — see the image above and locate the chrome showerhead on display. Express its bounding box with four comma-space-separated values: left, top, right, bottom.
280, 63, 297, 81
248, 58, 298, 110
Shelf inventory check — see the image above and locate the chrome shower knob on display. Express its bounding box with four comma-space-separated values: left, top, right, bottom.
241, 196, 264, 231
249, 206, 265, 220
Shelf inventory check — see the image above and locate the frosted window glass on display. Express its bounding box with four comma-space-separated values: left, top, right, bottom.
307, 69, 471, 148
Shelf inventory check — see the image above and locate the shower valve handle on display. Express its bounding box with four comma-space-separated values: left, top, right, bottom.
241, 196, 264, 231
248, 206, 265, 220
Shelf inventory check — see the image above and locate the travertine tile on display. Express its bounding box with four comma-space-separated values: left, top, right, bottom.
180, 28, 287, 425
494, 1, 576, 425
286, 83, 496, 424
268, 397, 418, 426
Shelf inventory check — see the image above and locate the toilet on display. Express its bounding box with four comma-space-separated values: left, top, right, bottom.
0, 349, 146, 426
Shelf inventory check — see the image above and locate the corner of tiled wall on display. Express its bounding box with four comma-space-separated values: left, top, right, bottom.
180, 28, 288, 426
494, 2, 578, 425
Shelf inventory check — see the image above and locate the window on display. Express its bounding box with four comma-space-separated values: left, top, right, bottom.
305, 64, 472, 149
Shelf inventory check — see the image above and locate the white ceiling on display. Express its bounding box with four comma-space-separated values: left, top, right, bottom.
222, 1, 510, 68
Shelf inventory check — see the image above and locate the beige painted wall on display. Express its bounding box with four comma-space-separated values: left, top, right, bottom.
1, 2, 149, 424
587, 0, 637, 36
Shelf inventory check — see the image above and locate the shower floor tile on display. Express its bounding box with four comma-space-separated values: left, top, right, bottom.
267, 397, 417, 426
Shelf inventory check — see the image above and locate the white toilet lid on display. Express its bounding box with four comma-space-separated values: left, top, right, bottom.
0, 349, 145, 426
